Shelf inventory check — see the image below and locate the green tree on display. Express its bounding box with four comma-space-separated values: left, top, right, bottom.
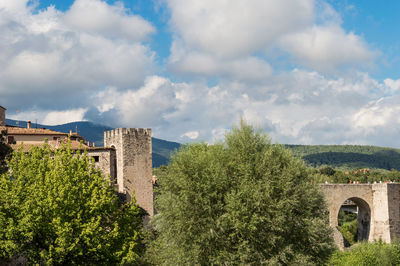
148, 121, 335, 265
0, 130, 12, 174
0, 143, 145, 265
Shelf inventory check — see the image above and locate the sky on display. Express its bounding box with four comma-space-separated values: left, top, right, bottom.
0, 0, 400, 147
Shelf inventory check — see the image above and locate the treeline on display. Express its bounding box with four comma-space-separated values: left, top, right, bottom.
285, 145, 400, 170
309, 166, 400, 184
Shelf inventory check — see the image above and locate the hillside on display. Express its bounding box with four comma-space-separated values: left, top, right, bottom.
5, 119, 180, 168
6, 119, 400, 170
285, 145, 400, 170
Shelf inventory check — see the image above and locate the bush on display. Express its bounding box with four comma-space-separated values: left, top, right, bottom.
328, 241, 400, 266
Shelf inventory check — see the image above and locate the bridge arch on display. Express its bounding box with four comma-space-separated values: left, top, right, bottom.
337, 197, 371, 245
320, 184, 375, 249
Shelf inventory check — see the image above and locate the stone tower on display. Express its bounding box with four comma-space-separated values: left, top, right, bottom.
104, 128, 153, 216
0, 106, 5, 126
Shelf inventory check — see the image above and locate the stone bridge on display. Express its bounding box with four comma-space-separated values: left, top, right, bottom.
320, 183, 400, 249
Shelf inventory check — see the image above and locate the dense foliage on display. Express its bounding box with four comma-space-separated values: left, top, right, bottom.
328, 241, 400, 265
286, 145, 400, 170
0, 130, 12, 174
148, 121, 335, 265
0, 143, 145, 265
338, 210, 358, 246
309, 167, 400, 184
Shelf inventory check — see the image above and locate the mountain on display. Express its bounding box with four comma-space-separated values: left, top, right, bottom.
6, 119, 400, 170
6, 119, 180, 168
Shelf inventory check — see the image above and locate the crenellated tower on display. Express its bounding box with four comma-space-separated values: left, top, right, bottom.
104, 128, 153, 216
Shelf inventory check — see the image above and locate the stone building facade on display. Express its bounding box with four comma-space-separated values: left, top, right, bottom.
87, 147, 117, 187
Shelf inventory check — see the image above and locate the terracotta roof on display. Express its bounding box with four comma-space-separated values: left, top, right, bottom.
86, 146, 115, 151
0, 126, 69, 136
11, 140, 90, 152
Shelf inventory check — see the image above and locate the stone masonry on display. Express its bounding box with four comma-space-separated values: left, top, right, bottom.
104, 128, 153, 216
0, 106, 5, 126
321, 183, 400, 250
87, 147, 117, 186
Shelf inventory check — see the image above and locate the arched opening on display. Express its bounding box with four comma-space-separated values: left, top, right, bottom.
337, 197, 370, 247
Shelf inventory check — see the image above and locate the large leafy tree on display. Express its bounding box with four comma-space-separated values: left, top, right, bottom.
148, 121, 335, 265
0, 143, 145, 265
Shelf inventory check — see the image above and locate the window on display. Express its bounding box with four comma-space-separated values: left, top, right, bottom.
8, 136, 14, 144
92, 156, 100, 163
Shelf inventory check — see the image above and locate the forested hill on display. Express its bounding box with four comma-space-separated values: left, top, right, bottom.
285, 145, 400, 170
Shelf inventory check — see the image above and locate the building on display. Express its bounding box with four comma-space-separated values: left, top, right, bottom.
0, 105, 153, 216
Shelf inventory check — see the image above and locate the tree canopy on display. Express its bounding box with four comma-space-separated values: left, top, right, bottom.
0, 143, 145, 265
148, 121, 335, 265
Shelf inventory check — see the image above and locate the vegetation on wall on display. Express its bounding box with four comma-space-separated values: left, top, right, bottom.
147, 121, 335, 265
0, 143, 146, 265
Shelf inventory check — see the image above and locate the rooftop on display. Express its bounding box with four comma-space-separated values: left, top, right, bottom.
0, 125, 69, 136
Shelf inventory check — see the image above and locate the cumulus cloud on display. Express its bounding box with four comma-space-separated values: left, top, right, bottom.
88, 69, 400, 147
1, 0, 398, 149
64, 0, 155, 41
279, 25, 376, 72
0, 0, 155, 111
166, 0, 376, 77
167, 0, 313, 58
8, 108, 88, 125
384, 79, 400, 94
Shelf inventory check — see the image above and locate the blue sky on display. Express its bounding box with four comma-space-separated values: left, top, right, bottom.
1, 0, 400, 147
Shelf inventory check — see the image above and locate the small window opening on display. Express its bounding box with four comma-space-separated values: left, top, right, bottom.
8, 136, 14, 144
92, 156, 100, 163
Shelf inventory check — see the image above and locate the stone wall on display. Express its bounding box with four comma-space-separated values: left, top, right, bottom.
104, 128, 153, 216
386, 184, 400, 241
0, 106, 5, 126
87, 148, 117, 186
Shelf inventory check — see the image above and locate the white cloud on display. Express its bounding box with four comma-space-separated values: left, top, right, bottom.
166, 0, 376, 77
8, 108, 88, 125
279, 25, 376, 72
384, 79, 400, 94
88, 71, 394, 146
64, 0, 155, 41
1, 0, 398, 149
167, 0, 313, 58
0, 0, 155, 111
180, 131, 199, 140
42, 108, 88, 125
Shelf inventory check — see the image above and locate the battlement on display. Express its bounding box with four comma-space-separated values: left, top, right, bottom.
104, 128, 151, 140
